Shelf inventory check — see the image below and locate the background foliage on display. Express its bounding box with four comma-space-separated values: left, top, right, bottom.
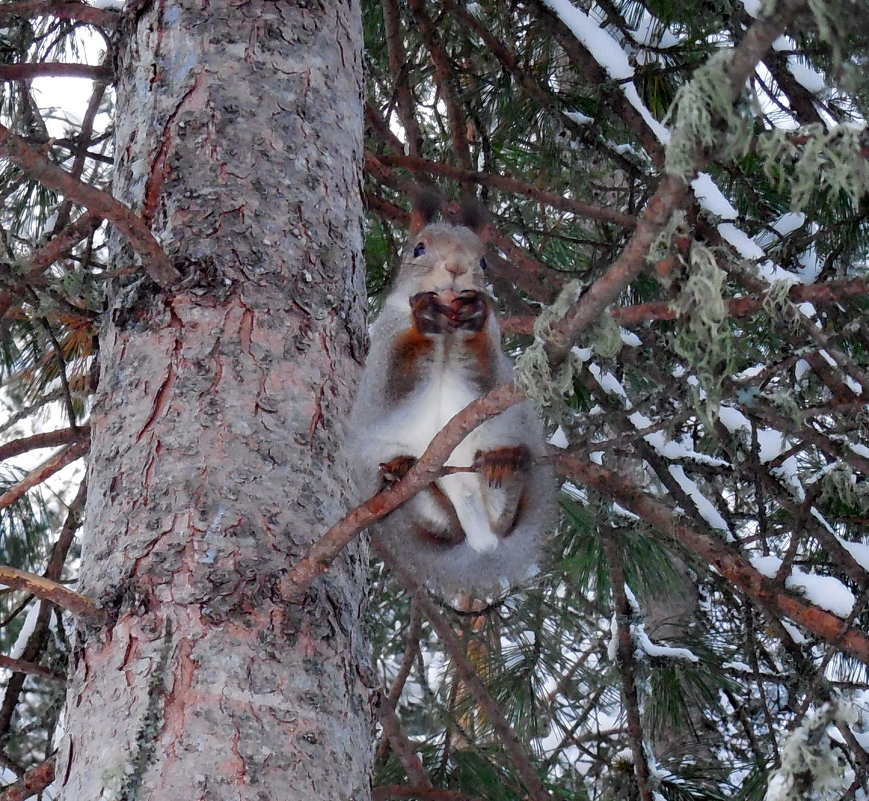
0, 1, 866, 799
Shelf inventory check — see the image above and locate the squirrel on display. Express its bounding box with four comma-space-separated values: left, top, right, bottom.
347, 192, 555, 598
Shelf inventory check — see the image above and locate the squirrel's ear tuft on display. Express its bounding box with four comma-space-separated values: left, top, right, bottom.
457, 197, 489, 239
409, 187, 442, 235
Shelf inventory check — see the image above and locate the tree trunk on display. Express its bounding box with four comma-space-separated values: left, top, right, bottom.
56, 2, 371, 798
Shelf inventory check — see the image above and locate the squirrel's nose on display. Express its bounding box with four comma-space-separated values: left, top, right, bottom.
445, 261, 465, 276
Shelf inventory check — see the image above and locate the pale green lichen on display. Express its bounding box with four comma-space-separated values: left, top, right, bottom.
764, 702, 858, 801
646, 210, 688, 282
820, 463, 869, 514
515, 280, 583, 409
671, 242, 731, 375
760, 277, 806, 332
755, 124, 869, 211
766, 387, 805, 429
664, 50, 751, 180
587, 312, 624, 359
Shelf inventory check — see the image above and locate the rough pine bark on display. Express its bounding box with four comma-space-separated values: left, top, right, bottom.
56, 2, 372, 799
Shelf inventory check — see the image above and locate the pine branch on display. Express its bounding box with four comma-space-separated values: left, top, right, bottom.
381, 0, 423, 157
369, 152, 637, 228
406, 0, 472, 171
541, 0, 809, 364
0, 123, 181, 288
559, 455, 869, 664
0, 440, 88, 511
0, 63, 112, 83
0, 566, 99, 622
376, 542, 552, 801
0, 0, 118, 27
526, 0, 665, 168
0, 427, 88, 463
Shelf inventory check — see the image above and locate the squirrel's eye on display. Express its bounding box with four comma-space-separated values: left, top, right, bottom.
413, 242, 426, 257
479, 256, 488, 271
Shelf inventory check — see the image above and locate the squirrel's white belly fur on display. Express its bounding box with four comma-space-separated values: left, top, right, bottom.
381, 358, 499, 553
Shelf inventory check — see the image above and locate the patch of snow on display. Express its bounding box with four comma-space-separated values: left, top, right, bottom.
692, 173, 737, 218
718, 405, 751, 433
668, 465, 730, 532
720, 224, 766, 259
756, 429, 786, 463
723, 660, 753, 672
612, 502, 640, 521
751, 555, 783, 578
588, 363, 628, 397
838, 538, 869, 572
741, 0, 763, 17
635, 630, 699, 662
619, 327, 642, 347
564, 110, 594, 125
781, 621, 808, 644
849, 443, 869, 459
548, 427, 569, 449
9, 601, 42, 660
757, 259, 801, 284
794, 359, 811, 381
750, 556, 856, 617
787, 56, 826, 94
629, 11, 678, 49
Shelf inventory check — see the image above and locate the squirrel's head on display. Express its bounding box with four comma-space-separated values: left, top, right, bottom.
394, 190, 491, 297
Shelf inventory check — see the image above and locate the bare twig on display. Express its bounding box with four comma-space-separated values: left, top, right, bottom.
601, 530, 653, 801
0, 440, 88, 512
0, 655, 63, 682
373, 786, 484, 801
0, 427, 88, 463
0, 566, 100, 622
376, 699, 432, 788
386, 603, 422, 708
0, 63, 112, 83
0, 0, 119, 27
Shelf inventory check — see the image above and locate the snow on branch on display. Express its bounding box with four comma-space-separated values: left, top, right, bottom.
540, 0, 669, 145
559, 455, 869, 664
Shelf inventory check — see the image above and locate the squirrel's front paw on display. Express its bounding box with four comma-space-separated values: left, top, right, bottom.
379, 455, 417, 487
473, 446, 530, 487
410, 292, 450, 334
450, 290, 489, 332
